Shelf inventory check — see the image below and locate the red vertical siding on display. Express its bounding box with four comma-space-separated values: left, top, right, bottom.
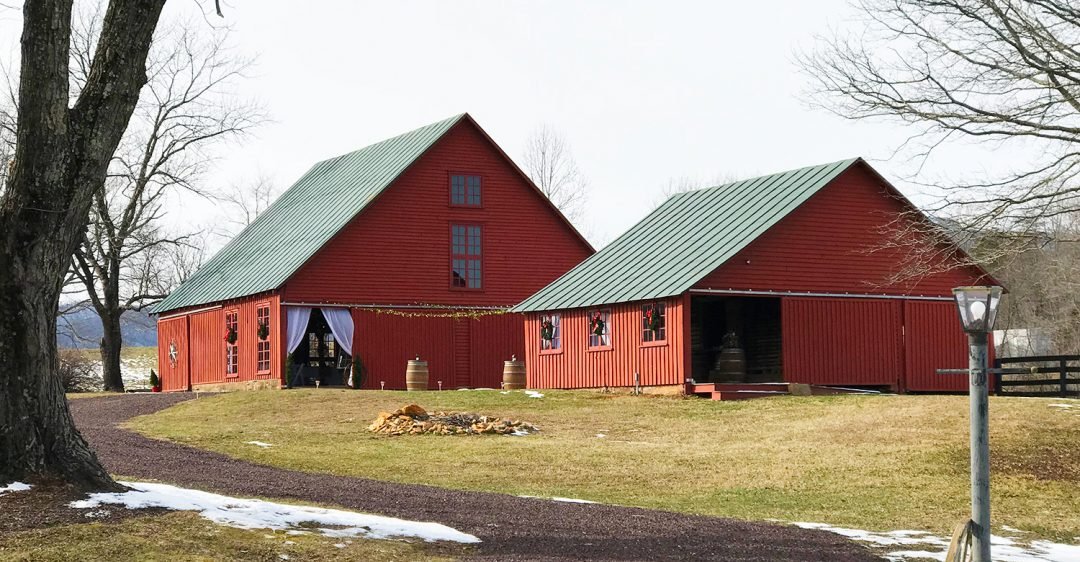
903, 300, 992, 392
782, 297, 903, 387
348, 309, 522, 389
189, 308, 223, 386
157, 316, 189, 392
162, 293, 283, 389
694, 164, 990, 297
523, 298, 686, 389
468, 313, 526, 388
352, 309, 455, 389
283, 119, 593, 307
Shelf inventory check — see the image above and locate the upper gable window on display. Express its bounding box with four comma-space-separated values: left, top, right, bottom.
451, 174, 482, 206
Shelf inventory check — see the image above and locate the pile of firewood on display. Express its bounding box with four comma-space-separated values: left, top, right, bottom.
368, 404, 538, 436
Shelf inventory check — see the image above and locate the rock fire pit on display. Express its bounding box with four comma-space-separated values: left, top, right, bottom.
368, 404, 538, 436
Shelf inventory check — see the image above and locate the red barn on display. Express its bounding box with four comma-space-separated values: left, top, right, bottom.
151, 114, 593, 391
512, 158, 996, 396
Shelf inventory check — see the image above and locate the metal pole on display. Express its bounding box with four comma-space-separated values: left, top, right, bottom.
968, 333, 991, 562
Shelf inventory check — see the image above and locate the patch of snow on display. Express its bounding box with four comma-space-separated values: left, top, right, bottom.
245, 441, 273, 448
333, 543, 346, 548
283, 540, 296, 546
551, 497, 597, 504
499, 391, 510, 395
517, 494, 598, 505
595, 434, 606, 438
524, 390, 544, 399
1049, 403, 1076, 410
1003, 526, 1028, 534
69, 481, 480, 544
508, 428, 534, 437
84, 509, 110, 519
0, 482, 32, 495
794, 522, 1080, 562
278, 555, 289, 561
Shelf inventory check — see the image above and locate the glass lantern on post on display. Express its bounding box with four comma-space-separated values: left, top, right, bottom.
950, 285, 1002, 562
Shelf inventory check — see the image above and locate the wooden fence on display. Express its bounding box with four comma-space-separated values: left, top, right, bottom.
993, 355, 1080, 398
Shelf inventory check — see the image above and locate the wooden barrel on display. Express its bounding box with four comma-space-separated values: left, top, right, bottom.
503, 359, 526, 390
710, 347, 747, 383
406, 359, 429, 391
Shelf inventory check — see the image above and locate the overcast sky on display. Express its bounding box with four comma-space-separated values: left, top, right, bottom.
1, 1, 1018, 248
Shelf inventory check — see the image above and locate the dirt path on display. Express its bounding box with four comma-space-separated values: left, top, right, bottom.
71, 394, 882, 561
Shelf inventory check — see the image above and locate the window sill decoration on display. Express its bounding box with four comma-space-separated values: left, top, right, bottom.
224, 325, 238, 345
590, 312, 605, 337
540, 320, 555, 342
644, 306, 661, 333
257, 321, 270, 341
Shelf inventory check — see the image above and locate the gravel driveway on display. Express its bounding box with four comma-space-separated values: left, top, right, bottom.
71, 393, 882, 561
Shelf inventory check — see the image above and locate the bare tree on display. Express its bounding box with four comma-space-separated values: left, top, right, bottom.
522, 124, 589, 224
800, 0, 1080, 270
0, 0, 167, 491
219, 173, 279, 232
652, 173, 742, 209
65, 8, 261, 392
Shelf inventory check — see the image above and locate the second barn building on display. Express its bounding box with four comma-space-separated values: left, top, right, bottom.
513, 158, 995, 394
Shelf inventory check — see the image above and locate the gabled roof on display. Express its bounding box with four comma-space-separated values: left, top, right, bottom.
152, 114, 467, 314
513, 158, 861, 312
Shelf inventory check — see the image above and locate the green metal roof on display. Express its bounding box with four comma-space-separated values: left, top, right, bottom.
512, 158, 861, 313
151, 114, 466, 314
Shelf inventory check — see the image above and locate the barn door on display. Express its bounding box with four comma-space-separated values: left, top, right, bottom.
158, 315, 190, 392
453, 318, 471, 388
782, 297, 903, 387
903, 300, 977, 392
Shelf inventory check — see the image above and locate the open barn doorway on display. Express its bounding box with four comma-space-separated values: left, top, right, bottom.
289, 308, 353, 387
690, 295, 782, 383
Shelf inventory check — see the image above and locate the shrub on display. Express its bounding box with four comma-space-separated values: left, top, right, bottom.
58, 349, 102, 393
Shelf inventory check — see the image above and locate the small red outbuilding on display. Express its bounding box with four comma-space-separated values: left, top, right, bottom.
512, 158, 996, 393
151, 114, 593, 391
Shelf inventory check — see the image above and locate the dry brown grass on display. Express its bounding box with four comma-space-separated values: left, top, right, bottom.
129, 390, 1080, 542
0, 511, 463, 561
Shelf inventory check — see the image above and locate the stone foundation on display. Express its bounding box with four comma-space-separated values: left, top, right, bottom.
580, 384, 685, 397
191, 378, 281, 392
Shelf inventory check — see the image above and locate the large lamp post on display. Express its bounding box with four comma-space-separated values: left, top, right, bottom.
951, 286, 1002, 562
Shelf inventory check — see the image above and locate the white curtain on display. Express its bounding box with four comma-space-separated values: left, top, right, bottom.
321, 307, 354, 356
285, 306, 312, 353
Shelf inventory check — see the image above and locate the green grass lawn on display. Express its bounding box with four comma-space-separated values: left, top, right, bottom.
128, 390, 1080, 542
0, 511, 462, 561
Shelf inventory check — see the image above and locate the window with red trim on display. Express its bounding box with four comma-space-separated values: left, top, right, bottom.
588, 309, 611, 349
451, 224, 482, 289
256, 304, 271, 373
641, 302, 666, 343
225, 310, 238, 376
450, 174, 481, 206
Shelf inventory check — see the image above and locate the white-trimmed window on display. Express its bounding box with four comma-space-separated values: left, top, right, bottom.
225, 309, 239, 376
641, 302, 666, 344
588, 309, 611, 349
256, 304, 271, 373
540, 313, 561, 351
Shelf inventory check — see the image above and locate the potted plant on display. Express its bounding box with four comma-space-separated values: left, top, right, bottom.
149, 369, 161, 392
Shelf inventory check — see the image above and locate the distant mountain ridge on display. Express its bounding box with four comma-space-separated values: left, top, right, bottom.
57, 308, 157, 349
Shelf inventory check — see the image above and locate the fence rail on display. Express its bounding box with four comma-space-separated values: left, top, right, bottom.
993, 355, 1080, 398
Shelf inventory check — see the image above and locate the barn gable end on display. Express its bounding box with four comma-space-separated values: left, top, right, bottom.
282, 117, 593, 306
692, 162, 991, 297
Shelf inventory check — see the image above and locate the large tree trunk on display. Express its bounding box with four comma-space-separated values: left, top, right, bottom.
99, 309, 125, 392
0, 0, 165, 491
0, 248, 118, 490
